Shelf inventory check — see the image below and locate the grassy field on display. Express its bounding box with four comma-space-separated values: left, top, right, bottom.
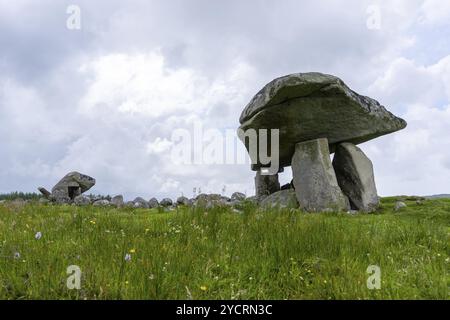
0, 197, 448, 300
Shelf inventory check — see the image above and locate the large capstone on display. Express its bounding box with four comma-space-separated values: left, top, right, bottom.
239, 72, 407, 170
255, 171, 280, 199
292, 138, 349, 212
332, 143, 379, 212
48, 172, 96, 203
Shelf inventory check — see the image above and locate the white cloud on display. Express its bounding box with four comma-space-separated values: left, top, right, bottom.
420, 0, 450, 24
364, 54, 450, 195
369, 55, 450, 113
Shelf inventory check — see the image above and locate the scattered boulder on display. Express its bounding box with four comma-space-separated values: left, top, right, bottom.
93, 199, 110, 207
260, 189, 299, 209
38, 198, 50, 204
133, 197, 149, 209
332, 142, 379, 212
292, 138, 349, 212
246, 196, 258, 204
160, 198, 173, 207
148, 197, 159, 208
111, 195, 124, 207
125, 201, 135, 208
74, 195, 91, 206
176, 196, 191, 206
394, 201, 407, 211
231, 192, 246, 202
194, 194, 230, 208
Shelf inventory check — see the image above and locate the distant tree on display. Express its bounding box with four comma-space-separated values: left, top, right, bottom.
0, 192, 42, 201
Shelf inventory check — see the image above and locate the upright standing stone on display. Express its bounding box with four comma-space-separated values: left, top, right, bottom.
332, 143, 379, 212
255, 171, 280, 198
111, 195, 124, 208
291, 138, 349, 212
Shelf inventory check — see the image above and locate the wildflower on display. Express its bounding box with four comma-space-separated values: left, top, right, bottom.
89, 220, 96, 225
200, 285, 208, 291
125, 281, 129, 285
145, 228, 150, 233
124, 253, 132, 262
149, 274, 155, 280
323, 280, 327, 284
129, 249, 136, 254
35, 231, 42, 240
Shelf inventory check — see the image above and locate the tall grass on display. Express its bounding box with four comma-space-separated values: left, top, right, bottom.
0, 198, 448, 299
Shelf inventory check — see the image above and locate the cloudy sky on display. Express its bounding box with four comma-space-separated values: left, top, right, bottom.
0, 0, 449, 200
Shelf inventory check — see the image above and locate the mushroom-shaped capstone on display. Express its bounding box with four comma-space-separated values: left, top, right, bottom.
238, 72, 406, 170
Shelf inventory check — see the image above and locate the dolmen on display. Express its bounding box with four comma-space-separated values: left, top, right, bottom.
238, 72, 407, 212
38, 171, 96, 204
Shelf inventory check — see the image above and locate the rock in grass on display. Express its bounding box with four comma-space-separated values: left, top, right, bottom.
292, 138, 349, 212
332, 142, 379, 212
394, 201, 407, 211
231, 192, 246, 202
160, 198, 173, 207
74, 195, 91, 206
191, 193, 233, 208
148, 197, 159, 208
176, 196, 191, 206
111, 195, 124, 207
125, 201, 135, 208
39, 198, 50, 204
260, 189, 299, 209
133, 197, 149, 208
93, 199, 110, 207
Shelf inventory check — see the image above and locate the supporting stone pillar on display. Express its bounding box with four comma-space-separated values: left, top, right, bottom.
291, 138, 349, 212
255, 170, 280, 199
332, 142, 379, 212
